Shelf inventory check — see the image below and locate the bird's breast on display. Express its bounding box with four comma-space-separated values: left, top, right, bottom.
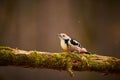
60, 40, 68, 51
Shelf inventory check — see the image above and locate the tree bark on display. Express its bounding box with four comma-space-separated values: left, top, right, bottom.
0, 46, 120, 77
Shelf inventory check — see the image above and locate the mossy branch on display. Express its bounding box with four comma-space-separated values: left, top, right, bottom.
0, 46, 120, 76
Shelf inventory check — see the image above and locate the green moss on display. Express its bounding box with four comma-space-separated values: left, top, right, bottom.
1, 46, 120, 76
0, 46, 13, 51
27, 51, 72, 70
28, 51, 45, 67
0, 48, 15, 65
15, 54, 28, 66
106, 57, 120, 72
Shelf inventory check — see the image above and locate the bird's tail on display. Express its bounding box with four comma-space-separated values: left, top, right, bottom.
80, 48, 92, 54
85, 52, 91, 54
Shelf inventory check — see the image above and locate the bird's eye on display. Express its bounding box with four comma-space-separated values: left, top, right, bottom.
62, 35, 65, 37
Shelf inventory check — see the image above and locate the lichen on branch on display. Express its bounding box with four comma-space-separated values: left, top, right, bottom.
0, 46, 120, 77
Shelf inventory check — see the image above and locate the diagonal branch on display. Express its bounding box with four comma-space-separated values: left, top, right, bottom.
0, 46, 120, 76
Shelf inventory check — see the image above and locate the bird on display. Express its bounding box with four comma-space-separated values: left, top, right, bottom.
57, 33, 90, 54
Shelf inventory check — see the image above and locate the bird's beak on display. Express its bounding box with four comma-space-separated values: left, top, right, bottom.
57, 34, 61, 38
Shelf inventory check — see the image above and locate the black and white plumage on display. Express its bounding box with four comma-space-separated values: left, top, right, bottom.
70, 39, 81, 47
57, 33, 90, 54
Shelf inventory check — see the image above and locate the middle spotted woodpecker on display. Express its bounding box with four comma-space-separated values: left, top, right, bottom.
57, 33, 90, 54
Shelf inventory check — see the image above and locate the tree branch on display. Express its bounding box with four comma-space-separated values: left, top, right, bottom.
0, 46, 120, 76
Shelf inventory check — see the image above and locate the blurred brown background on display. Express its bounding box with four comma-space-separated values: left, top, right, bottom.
0, 0, 120, 80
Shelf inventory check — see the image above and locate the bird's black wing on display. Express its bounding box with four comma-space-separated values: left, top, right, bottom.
70, 39, 82, 47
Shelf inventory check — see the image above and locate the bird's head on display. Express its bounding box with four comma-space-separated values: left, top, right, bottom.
57, 33, 70, 40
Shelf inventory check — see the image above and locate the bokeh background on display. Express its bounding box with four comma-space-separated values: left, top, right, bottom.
0, 0, 120, 80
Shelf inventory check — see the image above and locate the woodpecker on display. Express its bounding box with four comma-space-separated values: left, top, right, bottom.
57, 33, 90, 54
